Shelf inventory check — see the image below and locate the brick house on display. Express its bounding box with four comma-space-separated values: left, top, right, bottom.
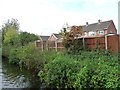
35, 36, 49, 51
81, 20, 117, 37
35, 20, 117, 51
48, 33, 64, 51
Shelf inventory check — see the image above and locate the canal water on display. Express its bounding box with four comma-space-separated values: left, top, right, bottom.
1, 57, 46, 89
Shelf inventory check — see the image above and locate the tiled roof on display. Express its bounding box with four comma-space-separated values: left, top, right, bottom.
40, 36, 49, 41
82, 20, 112, 32
53, 33, 62, 39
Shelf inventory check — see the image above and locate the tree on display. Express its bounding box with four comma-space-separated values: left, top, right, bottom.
1, 18, 21, 57
2, 18, 20, 46
61, 25, 84, 53
19, 32, 39, 46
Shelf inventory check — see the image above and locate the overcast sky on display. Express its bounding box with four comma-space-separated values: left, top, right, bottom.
0, 0, 119, 35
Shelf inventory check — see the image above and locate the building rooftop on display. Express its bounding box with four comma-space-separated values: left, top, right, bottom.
82, 20, 113, 32
40, 36, 49, 41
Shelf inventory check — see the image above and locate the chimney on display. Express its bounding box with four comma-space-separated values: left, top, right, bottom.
98, 19, 101, 24
86, 22, 88, 26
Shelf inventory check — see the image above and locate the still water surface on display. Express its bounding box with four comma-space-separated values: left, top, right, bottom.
1, 58, 46, 89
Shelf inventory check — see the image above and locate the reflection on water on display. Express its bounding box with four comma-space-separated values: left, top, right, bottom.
1, 57, 44, 89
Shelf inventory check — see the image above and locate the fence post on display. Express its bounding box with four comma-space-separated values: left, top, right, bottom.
47, 41, 49, 51
34, 41, 36, 47
41, 41, 43, 51
83, 37, 85, 49
105, 35, 108, 50
55, 41, 57, 51
46, 41, 48, 51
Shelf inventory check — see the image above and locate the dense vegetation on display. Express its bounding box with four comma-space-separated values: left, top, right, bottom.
2, 18, 39, 57
0, 30, 1, 56
1, 19, 120, 89
38, 51, 120, 89
1, 19, 43, 73
8, 44, 59, 73
39, 26, 119, 89
60, 26, 84, 53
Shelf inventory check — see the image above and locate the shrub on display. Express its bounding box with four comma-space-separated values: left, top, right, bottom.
38, 54, 87, 88
38, 51, 120, 89
42, 50, 59, 63
74, 59, 119, 89
2, 45, 13, 57
9, 44, 45, 71
9, 48, 20, 64
19, 44, 45, 70
92, 61, 119, 88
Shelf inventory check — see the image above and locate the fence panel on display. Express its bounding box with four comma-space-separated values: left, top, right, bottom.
85, 38, 97, 50
48, 41, 55, 48
107, 35, 119, 52
97, 37, 105, 49
35, 34, 120, 52
84, 35, 119, 52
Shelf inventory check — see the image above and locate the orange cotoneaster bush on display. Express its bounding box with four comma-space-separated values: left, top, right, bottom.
62, 26, 84, 53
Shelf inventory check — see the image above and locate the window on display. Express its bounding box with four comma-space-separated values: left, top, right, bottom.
88, 31, 96, 36
84, 32, 87, 36
110, 31, 113, 34
99, 30, 104, 35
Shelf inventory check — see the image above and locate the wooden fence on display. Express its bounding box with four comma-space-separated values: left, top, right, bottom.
48, 41, 64, 51
81, 34, 120, 52
35, 40, 64, 51
35, 34, 120, 53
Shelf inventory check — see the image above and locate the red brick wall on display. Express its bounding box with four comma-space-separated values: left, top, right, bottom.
48, 34, 57, 41
105, 21, 117, 34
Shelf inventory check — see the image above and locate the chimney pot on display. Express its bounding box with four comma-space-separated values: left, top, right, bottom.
98, 19, 101, 24
86, 22, 88, 26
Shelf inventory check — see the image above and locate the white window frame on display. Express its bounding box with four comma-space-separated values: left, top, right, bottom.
99, 30, 104, 35
84, 32, 87, 36
89, 31, 96, 36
